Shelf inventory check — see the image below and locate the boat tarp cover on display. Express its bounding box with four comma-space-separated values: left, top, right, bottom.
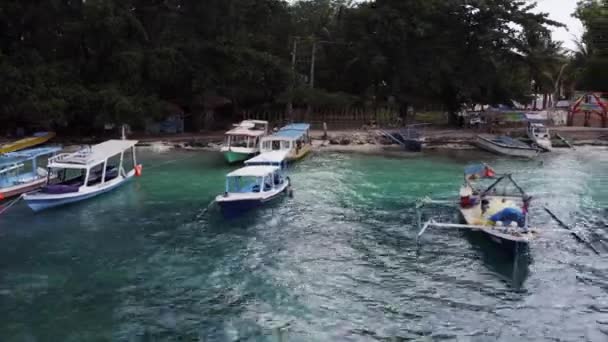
464, 164, 495, 179
270, 123, 310, 140
489, 207, 525, 227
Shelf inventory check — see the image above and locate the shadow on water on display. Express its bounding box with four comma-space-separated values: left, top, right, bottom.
463, 231, 531, 290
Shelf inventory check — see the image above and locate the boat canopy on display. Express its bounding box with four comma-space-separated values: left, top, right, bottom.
268, 123, 310, 141
225, 127, 267, 136
0, 146, 62, 168
245, 151, 289, 166
49, 140, 138, 169
226, 120, 268, 136
227, 165, 279, 178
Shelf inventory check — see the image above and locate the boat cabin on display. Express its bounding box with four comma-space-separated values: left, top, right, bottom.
223, 120, 269, 149
528, 123, 549, 139
260, 123, 311, 160
223, 165, 286, 196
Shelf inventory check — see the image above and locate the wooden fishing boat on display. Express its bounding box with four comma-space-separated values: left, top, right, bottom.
0, 132, 56, 154
526, 123, 552, 151
476, 135, 539, 158
22, 140, 141, 211
0, 146, 62, 200
417, 164, 538, 254
260, 123, 311, 161
215, 165, 291, 218
220, 120, 269, 163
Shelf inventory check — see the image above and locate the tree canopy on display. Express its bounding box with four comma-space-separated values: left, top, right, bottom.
0, 0, 594, 132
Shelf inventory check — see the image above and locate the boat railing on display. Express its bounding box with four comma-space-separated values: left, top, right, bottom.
48, 146, 93, 165
0, 163, 25, 175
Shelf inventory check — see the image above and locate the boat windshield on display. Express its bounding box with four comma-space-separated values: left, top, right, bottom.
535, 127, 547, 134
263, 140, 291, 151
226, 135, 257, 148
226, 176, 264, 193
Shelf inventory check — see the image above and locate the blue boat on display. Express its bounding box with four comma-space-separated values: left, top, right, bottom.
0, 146, 62, 200
215, 162, 291, 218
22, 140, 141, 211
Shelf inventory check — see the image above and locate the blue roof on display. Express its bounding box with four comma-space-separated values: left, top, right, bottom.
0, 146, 62, 167
270, 123, 310, 140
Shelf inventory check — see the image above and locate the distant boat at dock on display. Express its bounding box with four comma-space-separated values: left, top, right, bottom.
475, 135, 538, 158
23, 140, 141, 211
260, 123, 311, 161
220, 120, 269, 164
378, 124, 428, 152
526, 123, 552, 151
0, 132, 56, 154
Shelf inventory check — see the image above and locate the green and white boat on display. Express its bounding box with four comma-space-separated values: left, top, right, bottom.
220, 120, 269, 164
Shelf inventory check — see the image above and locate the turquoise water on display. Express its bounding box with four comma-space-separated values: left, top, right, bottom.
0, 147, 607, 341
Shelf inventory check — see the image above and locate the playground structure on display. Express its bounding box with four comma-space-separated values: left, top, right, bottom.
568, 92, 607, 127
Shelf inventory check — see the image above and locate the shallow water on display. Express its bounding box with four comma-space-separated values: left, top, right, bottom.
0, 147, 607, 341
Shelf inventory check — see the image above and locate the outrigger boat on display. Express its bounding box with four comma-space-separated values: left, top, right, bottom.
0, 132, 56, 154
417, 164, 537, 254
22, 140, 141, 211
476, 135, 539, 158
216, 151, 292, 218
260, 123, 311, 162
0, 146, 62, 200
220, 120, 269, 163
527, 123, 552, 151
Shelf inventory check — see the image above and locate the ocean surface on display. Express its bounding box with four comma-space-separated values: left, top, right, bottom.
0, 147, 607, 341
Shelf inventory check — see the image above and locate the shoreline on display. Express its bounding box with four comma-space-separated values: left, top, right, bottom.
134, 126, 608, 156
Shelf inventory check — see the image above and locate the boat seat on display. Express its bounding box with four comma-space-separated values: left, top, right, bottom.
42, 184, 80, 194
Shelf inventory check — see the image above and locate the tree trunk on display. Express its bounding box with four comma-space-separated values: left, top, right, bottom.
542, 94, 548, 110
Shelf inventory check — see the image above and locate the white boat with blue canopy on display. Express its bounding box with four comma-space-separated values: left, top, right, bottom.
0, 146, 62, 200
22, 140, 141, 211
260, 123, 311, 161
215, 164, 291, 217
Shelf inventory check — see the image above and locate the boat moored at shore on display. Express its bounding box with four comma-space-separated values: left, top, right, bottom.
475, 135, 539, 158
260, 123, 311, 161
220, 120, 269, 163
0, 146, 62, 200
527, 122, 553, 151
22, 140, 141, 211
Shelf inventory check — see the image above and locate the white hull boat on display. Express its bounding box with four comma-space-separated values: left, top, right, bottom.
476, 135, 538, 158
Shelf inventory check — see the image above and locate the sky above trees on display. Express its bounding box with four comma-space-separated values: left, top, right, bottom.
534, 0, 583, 50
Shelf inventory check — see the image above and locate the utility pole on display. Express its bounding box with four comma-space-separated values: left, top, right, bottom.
287, 38, 298, 121
306, 39, 317, 116
310, 40, 316, 89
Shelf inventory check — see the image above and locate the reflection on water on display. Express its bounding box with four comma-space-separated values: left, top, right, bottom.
0, 147, 606, 341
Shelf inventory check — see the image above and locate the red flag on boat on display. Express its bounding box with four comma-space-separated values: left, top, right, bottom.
484, 166, 496, 178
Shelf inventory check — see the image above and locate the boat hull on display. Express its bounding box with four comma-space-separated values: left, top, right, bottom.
287, 145, 312, 161
0, 177, 47, 200
475, 136, 538, 158
223, 150, 253, 164
23, 176, 133, 212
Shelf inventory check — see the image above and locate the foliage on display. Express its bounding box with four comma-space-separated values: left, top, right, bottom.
0, 0, 593, 131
